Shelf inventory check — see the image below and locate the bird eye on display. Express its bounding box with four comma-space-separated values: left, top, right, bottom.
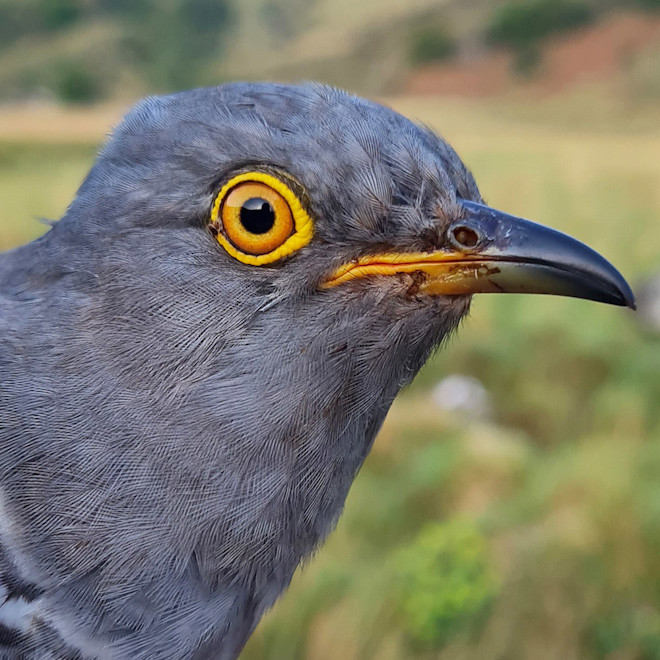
210, 172, 314, 265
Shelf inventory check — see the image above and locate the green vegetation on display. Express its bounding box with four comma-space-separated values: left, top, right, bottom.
2, 94, 659, 658
2, 0, 658, 103
636, 0, 660, 10
54, 61, 101, 104
0, 142, 96, 250
485, 0, 594, 77
126, 0, 234, 90
487, 0, 594, 48
484, 0, 598, 77
511, 43, 543, 78
408, 24, 457, 65
0, 0, 233, 102
397, 520, 497, 649
0, 0, 82, 46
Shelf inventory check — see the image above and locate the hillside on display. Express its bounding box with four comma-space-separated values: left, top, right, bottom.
1, 0, 659, 103
406, 11, 660, 98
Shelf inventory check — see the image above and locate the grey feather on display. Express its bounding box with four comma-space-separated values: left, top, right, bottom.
0, 82, 478, 658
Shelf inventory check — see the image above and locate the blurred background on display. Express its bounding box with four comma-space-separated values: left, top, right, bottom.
1, 0, 660, 657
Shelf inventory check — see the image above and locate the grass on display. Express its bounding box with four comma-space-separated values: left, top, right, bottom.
1, 93, 659, 659
0, 142, 97, 250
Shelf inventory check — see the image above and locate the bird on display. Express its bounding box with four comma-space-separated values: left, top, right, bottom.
0, 82, 634, 659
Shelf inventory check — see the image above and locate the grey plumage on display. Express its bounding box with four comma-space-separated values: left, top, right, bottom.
0, 81, 633, 659
0, 83, 476, 659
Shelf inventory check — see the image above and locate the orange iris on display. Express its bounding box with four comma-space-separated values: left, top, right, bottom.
221, 182, 294, 256
210, 171, 314, 266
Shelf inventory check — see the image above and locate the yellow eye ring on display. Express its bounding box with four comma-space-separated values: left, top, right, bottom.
210, 172, 314, 265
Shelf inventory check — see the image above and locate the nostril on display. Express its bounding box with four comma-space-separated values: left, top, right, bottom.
450, 225, 480, 250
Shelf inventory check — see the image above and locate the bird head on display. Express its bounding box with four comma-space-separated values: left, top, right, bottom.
68, 82, 633, 382
54, 81, 633, 568
9, 83, 634, 654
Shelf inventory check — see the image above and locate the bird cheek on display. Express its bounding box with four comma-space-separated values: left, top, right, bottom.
399, 271, 429, 297
418, 225, 447, 252
395, 272, 473, 317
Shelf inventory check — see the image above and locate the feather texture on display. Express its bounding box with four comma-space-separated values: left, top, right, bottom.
0, 82, 477, 658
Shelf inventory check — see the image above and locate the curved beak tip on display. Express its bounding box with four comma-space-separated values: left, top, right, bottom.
623, 287, 637, 311
452, 201, 638, 310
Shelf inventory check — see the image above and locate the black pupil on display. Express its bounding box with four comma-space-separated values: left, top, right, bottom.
240, 197, 276, 234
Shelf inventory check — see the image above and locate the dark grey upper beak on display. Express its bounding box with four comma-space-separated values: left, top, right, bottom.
323, 199, 635, 309
445, 200, 636, 309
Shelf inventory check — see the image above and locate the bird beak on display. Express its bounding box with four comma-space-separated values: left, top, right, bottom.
323, 199, 635, 308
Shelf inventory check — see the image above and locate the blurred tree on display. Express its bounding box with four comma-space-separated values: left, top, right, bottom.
0, 0, 235, 100
487, 0, 594, 48
116, 0, 234, 91
259, 0, 317, 43
53, 60, 102, 104
635, 0, 660, 9
486, 0, 593, 79
95, 0, 151, 16
0, 0, 85, 50
408, 23, 457, 65
0, 2, 25, 50
40, 0, 84, 31
512, 43, 543, 77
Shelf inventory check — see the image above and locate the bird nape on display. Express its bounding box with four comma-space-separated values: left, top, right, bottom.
0, 83, 634, 659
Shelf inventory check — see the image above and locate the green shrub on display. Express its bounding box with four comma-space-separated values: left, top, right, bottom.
487, 0, 594, 47
396, 519, 498, 649
119, 0, 234, 91
0, 0, 83, 45
97, 0, 151, 17
54, 62, 102, 104
40, 0, 83, 31
409, 25, 457, 65
590, 607, 660, 659
635, 0, 660, 9
512, 43, 542, 77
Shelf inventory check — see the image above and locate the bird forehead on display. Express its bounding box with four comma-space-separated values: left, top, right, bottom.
222, 88, 475, 231
116, 83, 461, 195
228, 86, 461, 196
96, 83, 479, 244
